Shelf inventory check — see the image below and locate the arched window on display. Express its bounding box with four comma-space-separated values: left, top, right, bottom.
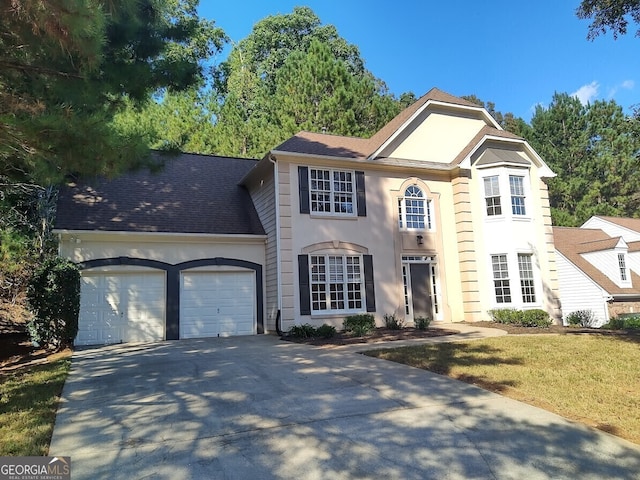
398, 186, 432, 230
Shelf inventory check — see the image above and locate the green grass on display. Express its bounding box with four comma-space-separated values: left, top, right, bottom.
365, 334, 640, 445
0, 355, 71, 455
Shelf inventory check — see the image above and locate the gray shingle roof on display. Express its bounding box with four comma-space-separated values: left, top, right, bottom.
55, 153, 265, 235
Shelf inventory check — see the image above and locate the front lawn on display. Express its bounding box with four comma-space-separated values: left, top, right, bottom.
0, 353, 71, 455
365, 334, 640, 445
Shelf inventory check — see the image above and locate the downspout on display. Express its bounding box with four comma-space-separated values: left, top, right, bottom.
270, 153, 283, 335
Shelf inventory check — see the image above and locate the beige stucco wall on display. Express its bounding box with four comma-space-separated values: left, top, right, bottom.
387, 111, 486, 163
277, 157, 468, 330
58, 232, 266, 267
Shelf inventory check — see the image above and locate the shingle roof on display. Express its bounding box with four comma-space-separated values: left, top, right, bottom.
273, 87, 491, 160
591, 216, 640, 233
55, 153, 265, 235
553, 227, 640, 295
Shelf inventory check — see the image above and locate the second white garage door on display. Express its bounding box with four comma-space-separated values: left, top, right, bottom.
180, 271, 256, 338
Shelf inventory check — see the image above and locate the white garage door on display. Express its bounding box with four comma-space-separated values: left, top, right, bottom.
180, 271, 255, 338
77, 271, 166, 346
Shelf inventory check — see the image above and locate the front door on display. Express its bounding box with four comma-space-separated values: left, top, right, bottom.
410, 263, 433, 319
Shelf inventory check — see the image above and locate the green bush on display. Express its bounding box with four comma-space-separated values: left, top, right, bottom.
383, 313, 404, 330
603, 317, 626, 330
605, 315, 640, 330
565, 310, 597, 327
316, 324, 337, 338
287, 324, 317, 339
414, 316, 431, 330
488, 308, 521, 324
26, 257, 80, 349
343, 314, 375, 337
520, 309, 551, 327
488, 308, 551, 328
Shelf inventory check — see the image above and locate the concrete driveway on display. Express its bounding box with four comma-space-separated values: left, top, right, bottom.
50, 334, 640, 479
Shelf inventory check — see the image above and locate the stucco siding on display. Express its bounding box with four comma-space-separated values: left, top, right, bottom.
555, 252, 609, 326
387, 111, 486, 163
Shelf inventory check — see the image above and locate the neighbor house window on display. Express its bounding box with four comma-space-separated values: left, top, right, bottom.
310, 255, 363, 312
398, 186, 432, 230
484, 176, 502, 216
509, 175, 526, 216
309, 168, 354, 215
491, 254, 511, 303
618, 253, 628, 281
518, 253, 536, 303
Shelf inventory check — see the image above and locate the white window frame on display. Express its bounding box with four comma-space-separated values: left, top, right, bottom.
491, 254, 512, 304
618, 253, 628, 282
310, 254, 364, 313
517, 253, 536, 303
509, 175, 527, 216
484, 176, 502, 217
309, 168, 356, 216
398, 186, 434, 231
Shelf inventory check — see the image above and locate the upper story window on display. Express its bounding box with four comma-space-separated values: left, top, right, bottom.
509, 175, 526, 216
309, 168, 354, 215
484, 176, 502, 216
618, 253, 628, 281
299, 167, 366, 217
398, 186, 433, 230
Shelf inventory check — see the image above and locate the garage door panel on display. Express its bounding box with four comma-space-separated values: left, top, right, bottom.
78, 272, 165, 346
180, 271, 256, 339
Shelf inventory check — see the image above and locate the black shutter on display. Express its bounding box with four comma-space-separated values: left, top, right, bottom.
355, 171, 366, 217
298, 166, 310, 214
363, 255, 376, 312
298, 255, 311, 315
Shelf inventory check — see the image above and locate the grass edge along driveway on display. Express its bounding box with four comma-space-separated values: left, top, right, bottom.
365, 334, 640, 445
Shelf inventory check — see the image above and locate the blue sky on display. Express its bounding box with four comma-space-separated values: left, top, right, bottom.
199, 1, 639, 121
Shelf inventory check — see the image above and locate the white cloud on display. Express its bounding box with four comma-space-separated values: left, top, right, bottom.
621, 79, 635, 90
571, 81, 599, 105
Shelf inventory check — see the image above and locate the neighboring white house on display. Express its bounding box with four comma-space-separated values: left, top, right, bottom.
554, 216, 640, 327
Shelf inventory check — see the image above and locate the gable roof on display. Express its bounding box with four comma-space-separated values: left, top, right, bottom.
588, 216, 640, 234
553, 226, 640, 295
273, 87, 504, 161
55, 153, 265, 235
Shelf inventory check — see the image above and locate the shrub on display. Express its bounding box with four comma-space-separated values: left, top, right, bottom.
565, 310, 597, 328
414, 316, 431, 330
383, 313, 404, 330
26, 257, 80, 349
343, 314, 375, 337
623, 316, 640, 330
520, 309, 551, 327
488, 308, 551, 328
316, 324, 337, 338
603, 317, 626, 330
287, 324, 317, 339
488, 308, 521, 324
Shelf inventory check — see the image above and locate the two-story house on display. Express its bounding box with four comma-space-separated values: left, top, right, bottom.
55, 88, 561, 345
243, 88, 561, 333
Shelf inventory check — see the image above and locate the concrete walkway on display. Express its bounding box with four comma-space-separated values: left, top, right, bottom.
50, 326, 640, 479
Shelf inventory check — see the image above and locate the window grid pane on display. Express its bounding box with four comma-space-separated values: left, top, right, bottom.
518, 254, 536, 303
400, 186, 432, 230
509, 175, 526, 216
309, 168, 355, 214
484, 176, 502, 216
492, 254, 511, 303
310, 255, 362, 312
619, 253, 628, 281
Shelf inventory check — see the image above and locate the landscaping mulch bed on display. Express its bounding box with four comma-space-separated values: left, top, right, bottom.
281, 326, 459, 346
471, 321, 640, 339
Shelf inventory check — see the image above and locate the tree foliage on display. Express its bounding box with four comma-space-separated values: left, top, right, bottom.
529, 93, 640, 225
577, 0, 640, 39
0, 0, 225, 184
